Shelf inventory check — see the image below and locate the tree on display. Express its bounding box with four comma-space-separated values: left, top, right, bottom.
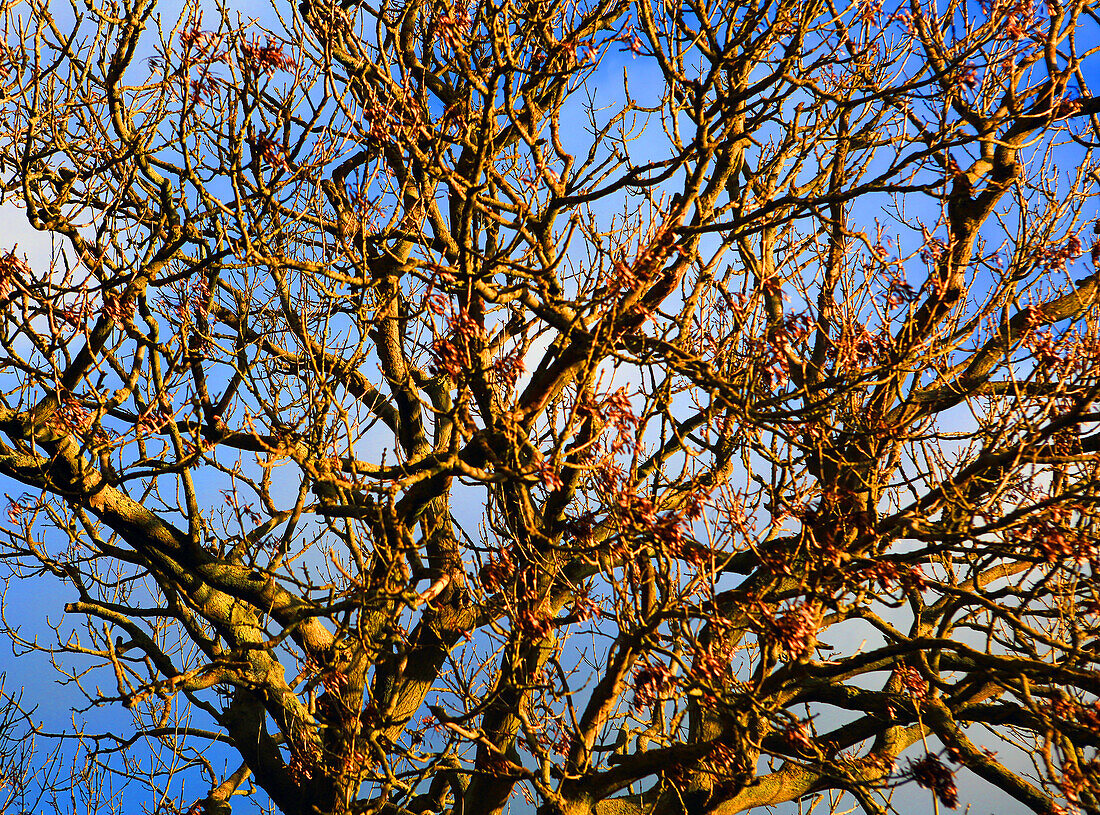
1, 0, 1099, 811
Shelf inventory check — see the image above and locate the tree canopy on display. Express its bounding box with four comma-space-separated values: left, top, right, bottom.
1, 0, 1100, 812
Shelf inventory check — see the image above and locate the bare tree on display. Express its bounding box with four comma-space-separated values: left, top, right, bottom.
1, 0, 1099, 812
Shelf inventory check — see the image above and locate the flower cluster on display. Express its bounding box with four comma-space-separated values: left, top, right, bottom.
568, 590, 601, 623
362, 82, 424, 147
56, 295, 94, 329
431, 308, 485, 380
534, 459, 562, 491
882, 273, 918, 309
688, 629, 738, 697
153, 27, 294, 107
632, 663, 677, 711
286, 738, 321, 784
5, 494, 40, 526
981, 0, 1044, 41
178, 27, 223, 55
778, 720, 816, 755
910, 753, 959, 808
895, 664, 928, 699
698, 742, 750, 782
239, 35, 295, 74
515, 607, 553, 640
1013, 508, 1096, 567
1021, 308, 1100, 378
1056, 760, 1097, 804
247, 131, 287, 169
48, 392, 93, 435
600, 481, 700, 565
831, 319, 888, 372
596, 387, 639, 455
1045, 698, 1100, 734
1038, 234, 1083, 272
0, 250, 32, 298
174, 28, 228, 101
857, 0, 883, 24
104, 292, 135, 325
429, 2, 472, 51
749, 307, 812, 391
595, 222, 680, 307
0, 42, 15, 80
478, 548, 514, 591
957, 62, 979, 90
767, 603, 819, 660
164, 276, 211, 327
1022, 306, 1062, 366
852, 560, 927, 595
136, 394, 176, 435
425, 292, 448, 315
920, 228, 948, 264
493, 347, 525, 393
